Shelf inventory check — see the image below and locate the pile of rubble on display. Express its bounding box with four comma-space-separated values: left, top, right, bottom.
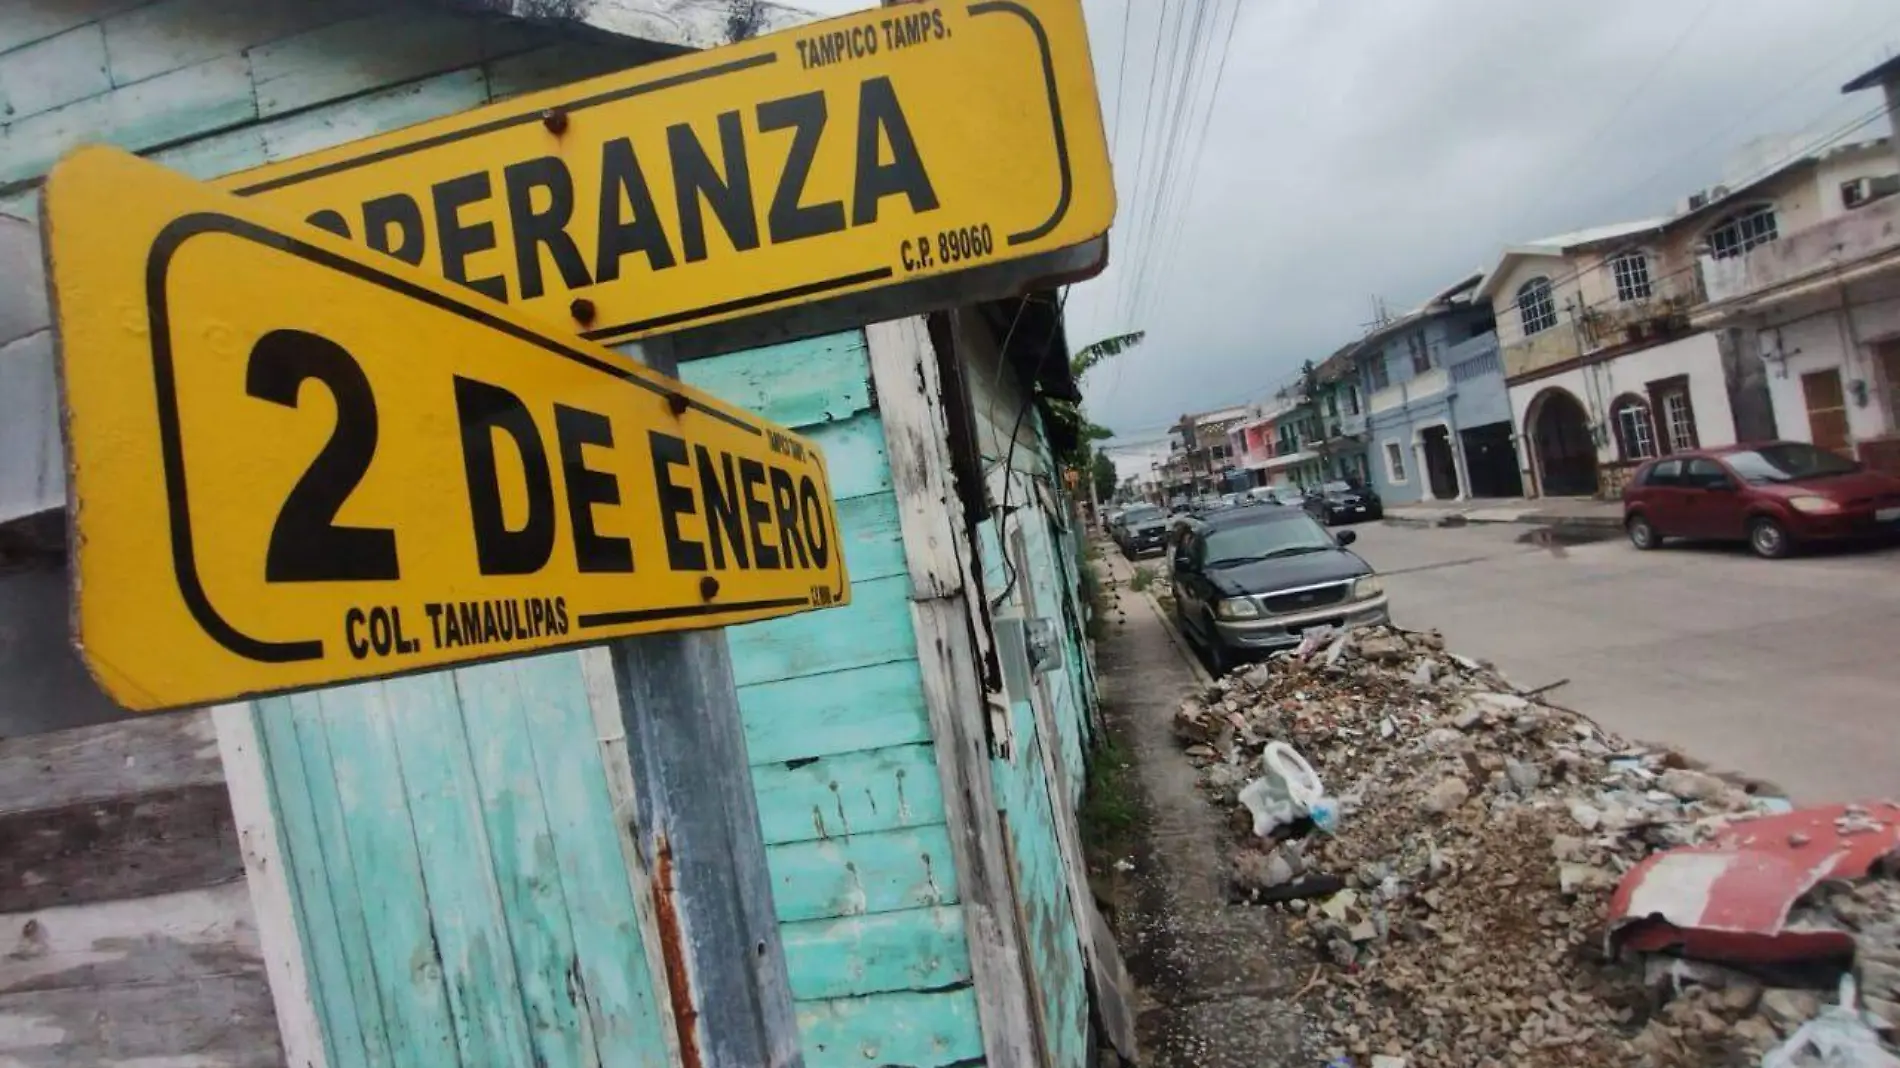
1173, 624, 1900, 1068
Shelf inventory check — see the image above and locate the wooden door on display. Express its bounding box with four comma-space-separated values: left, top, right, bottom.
1801, 369, 1850, 453
1878, 340, 1900, 430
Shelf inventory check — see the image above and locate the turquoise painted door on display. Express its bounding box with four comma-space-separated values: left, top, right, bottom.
250, 655, 676, 1068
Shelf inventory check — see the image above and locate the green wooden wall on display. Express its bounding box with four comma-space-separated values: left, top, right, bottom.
681, 333, 985, 1068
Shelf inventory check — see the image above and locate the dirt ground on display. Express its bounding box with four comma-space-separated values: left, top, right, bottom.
1090, 547, 1322, 1066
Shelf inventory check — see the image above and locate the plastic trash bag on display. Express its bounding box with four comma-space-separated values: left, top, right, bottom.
1237, 742, 1339, 838
1761, 976, 1900, 1068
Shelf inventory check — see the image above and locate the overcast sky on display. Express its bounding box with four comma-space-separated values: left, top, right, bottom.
798, 0, 1900, 446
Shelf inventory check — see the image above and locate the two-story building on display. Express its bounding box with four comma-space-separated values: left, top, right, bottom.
1483, 133, 1895, 496
1351, 274, 1522, 505
1691, 60, 1900, 474
1305, 346, 1373, 487
1168, 405, 1249, 497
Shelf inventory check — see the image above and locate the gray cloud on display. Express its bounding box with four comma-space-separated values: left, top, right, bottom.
789, 0, 1900, 443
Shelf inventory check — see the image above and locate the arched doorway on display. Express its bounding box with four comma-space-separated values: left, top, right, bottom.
1528, 388, 1597, 496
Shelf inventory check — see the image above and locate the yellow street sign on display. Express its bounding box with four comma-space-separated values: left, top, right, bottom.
217, 0, 1113, 347
45, 147, 850, 712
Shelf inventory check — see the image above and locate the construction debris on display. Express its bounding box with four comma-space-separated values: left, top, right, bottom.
1173, 625, 1899, 1068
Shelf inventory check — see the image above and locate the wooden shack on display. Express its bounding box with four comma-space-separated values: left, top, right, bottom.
0, 2, 1127, 1065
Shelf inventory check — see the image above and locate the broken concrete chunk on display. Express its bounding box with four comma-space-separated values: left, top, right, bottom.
1658, 768, 1726, 802
1420, 776, 1469, 815
1504, 758, 1543, 794
1757, 988, 1822, 1034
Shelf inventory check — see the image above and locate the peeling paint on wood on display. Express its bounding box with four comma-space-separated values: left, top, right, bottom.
738, 659, 932, 766
765, 823, 957, 924
794, 987, 984, 1068
779, 907, 970, 1001
0, 24, 110, 122
751, 743, 944, 846
678, 332, 873, 428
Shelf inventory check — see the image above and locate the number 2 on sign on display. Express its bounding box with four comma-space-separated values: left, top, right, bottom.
245, 329, 400, 583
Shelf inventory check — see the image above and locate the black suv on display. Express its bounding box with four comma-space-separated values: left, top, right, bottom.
1114, 504, 1170, 558
1170, 506, 1390, 674
1304, 480, 1383, 525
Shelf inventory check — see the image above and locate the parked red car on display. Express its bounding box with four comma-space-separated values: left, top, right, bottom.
1622, 441, 1900, 558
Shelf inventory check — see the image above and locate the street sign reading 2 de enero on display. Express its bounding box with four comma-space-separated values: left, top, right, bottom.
218, 0, 1114, 347
46, 148, 849, 712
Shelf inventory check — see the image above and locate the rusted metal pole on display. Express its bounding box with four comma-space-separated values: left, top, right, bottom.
605, 339, 803, 1068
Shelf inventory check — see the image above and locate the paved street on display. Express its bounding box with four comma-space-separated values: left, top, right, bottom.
1338, 520, 1900, 804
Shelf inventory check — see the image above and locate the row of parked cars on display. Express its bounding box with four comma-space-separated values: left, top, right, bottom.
1106, 481, 1384, 559
1104, 484, 1392, 673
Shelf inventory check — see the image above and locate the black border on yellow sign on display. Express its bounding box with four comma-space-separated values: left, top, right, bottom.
223, 1, 1074, 347
145, 213, 821, 666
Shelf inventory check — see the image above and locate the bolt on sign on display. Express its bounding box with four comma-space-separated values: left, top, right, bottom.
215, 0, 1113, 349
44, 147, 850, 712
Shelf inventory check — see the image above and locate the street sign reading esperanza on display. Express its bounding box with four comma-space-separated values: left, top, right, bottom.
45, 148, 850, 712
215, 0, 1113, 347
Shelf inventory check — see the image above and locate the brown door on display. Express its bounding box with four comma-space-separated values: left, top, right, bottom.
1878, 340, 1900, 428
1801, 368, 1849, 453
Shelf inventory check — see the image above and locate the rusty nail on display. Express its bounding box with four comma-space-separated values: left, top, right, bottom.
541, 107, 568, 134
700, 576, 720, 601
667, 392, 690, 416
569, 297, 595, 324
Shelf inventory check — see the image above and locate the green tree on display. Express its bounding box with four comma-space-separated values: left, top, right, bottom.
1090, 451, 1117, 503
1069, 331, 1146, 382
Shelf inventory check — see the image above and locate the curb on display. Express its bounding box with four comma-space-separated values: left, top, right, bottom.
1384, 510, 1624, 533
1142, 586, 1215, 688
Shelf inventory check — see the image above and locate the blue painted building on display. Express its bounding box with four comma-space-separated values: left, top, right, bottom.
0, 2, 1121, 1066
1353, 276, 1525, 504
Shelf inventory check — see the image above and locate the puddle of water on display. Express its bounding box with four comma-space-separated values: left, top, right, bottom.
1514, 525, 1618, 548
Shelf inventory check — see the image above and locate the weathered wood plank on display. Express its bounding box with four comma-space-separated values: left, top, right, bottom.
0, 708, 220, 815
258, 66, 490, 166
0, 881, 259, 994
483, 39, 652, 102
794, 987, 984, 1068
738, 658, 931, 766
450, 662, 597, 1068
779, 906, 970, 1002
100, 0, 349, 86
678, 332, 873, 429
459, 0, 809, 51
0, 973, 284, 1068
248, 8, 485, 118
0, 54, 258, 189
300, 687, 462, 1067
799, 411, 893, 503
726, 573, 917, 687
515, 653, 679, 1068
149, 122, 268, 179
864, 316, 1040, 1066
0, 0, 145, 56
830, 491, 908, 585
751, 743, 945, 847
212, 706, 328, 1068
0, 781, 242, 913
379, 673, 538, 1068
765, 825, 957, 924
0, 24, 111, 123
254, 695, 389, 1068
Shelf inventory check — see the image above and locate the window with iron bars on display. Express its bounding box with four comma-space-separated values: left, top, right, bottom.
1517, 277, 1557, 336
1706, 205, 1778, 260
1610, 251, 1653, 302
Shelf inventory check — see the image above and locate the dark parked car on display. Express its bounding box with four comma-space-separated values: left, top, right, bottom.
1114, 504, 1170, 558
1170, 507, 1390, 674
1304, 480, 1383, 525
1621, 441, 1900, 559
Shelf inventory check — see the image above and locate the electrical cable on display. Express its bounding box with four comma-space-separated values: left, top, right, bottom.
1111, 0, 1192, 326
1133, 0, 1241, 323
990, 288, 1071, 611
1121, 0, 1219, 324
1108, 0, 1137, 155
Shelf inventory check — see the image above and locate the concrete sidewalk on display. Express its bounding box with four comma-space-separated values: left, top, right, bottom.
1381, 495, 1623, 531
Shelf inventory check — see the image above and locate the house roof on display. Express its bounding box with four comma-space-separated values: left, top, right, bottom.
1347, 271, 1486, 350
1843, 54, 1900, 94
1474, 218, 1666, 301
452, 0, 815, 50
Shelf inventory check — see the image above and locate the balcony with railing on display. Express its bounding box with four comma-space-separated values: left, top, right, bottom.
1575, 269, 1700, 353
1698, 192, 1900, 312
